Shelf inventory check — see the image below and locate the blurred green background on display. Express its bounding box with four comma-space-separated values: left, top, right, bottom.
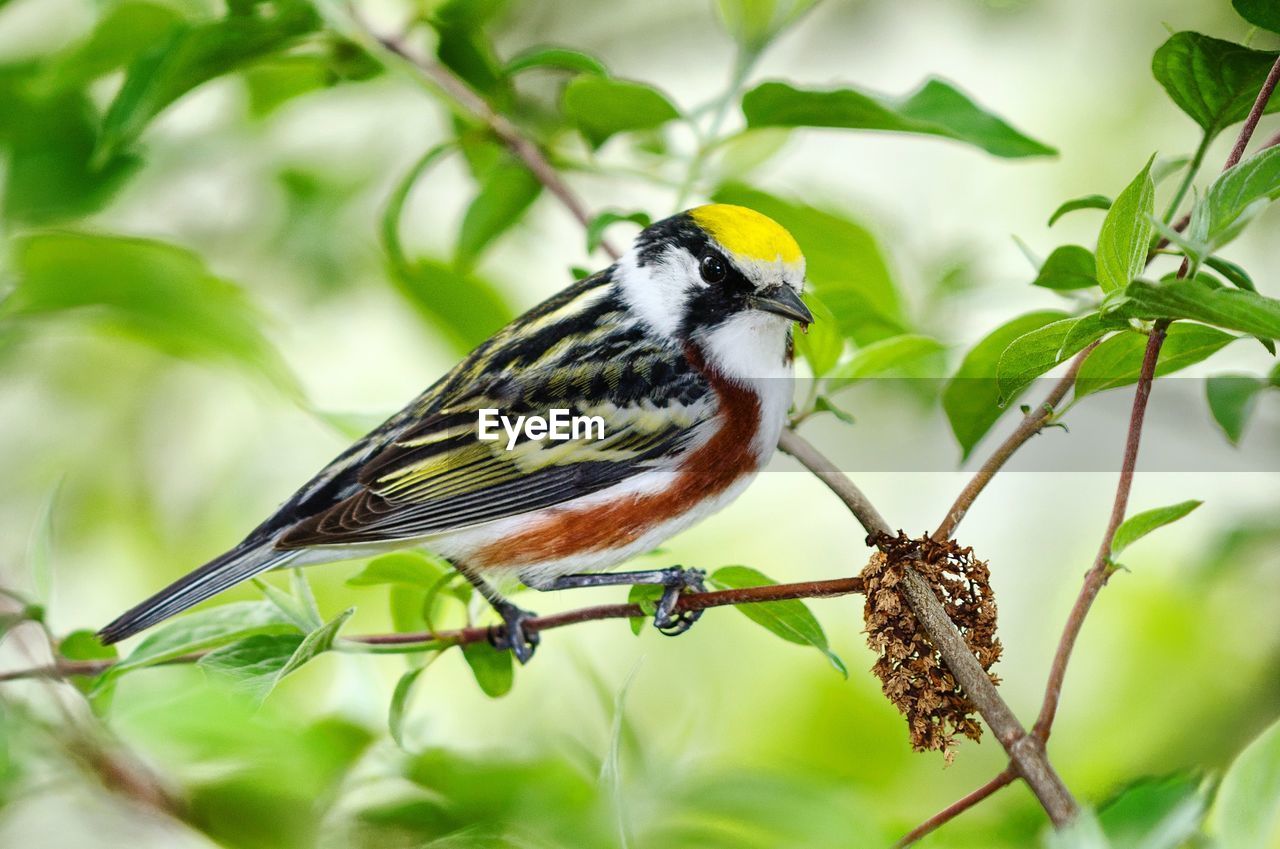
2, 0, 1280, 847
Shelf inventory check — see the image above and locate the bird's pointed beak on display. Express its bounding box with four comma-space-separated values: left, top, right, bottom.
751, 286, 814, 328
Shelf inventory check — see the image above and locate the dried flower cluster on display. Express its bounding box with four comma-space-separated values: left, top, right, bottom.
862, 532, 1002, 758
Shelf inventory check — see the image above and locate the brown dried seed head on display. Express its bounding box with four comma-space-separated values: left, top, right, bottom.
861, 532, 1002, 757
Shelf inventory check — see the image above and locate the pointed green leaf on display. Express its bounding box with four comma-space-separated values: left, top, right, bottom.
98, 1, 321, 158
742, 78, 1055, 158
1122, 277, 1280, 340
1048, 195, 1112, 226
1098, 774, 1207, 849
391, 258, 515, 353
1096, 157, 1156, 292
7, 232, 299, 396
197, 607, 353, 703
1234, 0, 1280, 33
503, 47, 607, 77
198, 633, 305, 701
1208, 715, 1280, 849
461, 642, 514, 697
347, 551, 452, 589
812, 395, 856, 425
1032, 245, 1099, 291
1203, 255, 1256, 292
1206, 374, 1268, 444
1111, 500, 1202, 557
456, 156, 542, 268
943, 310, 1070, 458
389, 666, 428, 748
627, 583, 664, 635
1152, 33, 1280, 140
586, 210, 651, 255
110, 601, 300, 677
709, 566, 846, 676
562, 76, 680, 147
826, 334, 944, 391
996, 312, 1127, 401
1189, 146, 1280, 250
1076, 324, 1236, 399
59, 630, 118, 662
793, 294, 843, 377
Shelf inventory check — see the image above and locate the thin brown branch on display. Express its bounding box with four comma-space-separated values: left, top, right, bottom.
781, 429, 1079, 826
1033, 322, 1166, 738
1033, 55, 1280, 743
369, 29, 621, 260
934, 344, 1098, 541
895, 767, 1017, 847
0, 577, 865, 682
778, 429, 892, 537
1225, 59, 1280, 170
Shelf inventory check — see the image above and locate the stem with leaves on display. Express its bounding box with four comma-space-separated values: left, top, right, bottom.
899, 51, 1280, 846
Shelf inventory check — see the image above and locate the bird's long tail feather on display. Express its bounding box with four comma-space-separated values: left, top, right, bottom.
98, 543, 297, 645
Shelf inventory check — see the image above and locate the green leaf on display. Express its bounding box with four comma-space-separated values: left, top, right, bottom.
1234, 0, 1280, 33
1096, 156, 1155, 293
1208, 715, 1280, 849
943, 310, 1070, 458
6, 232, 299, 396
995, 312, 1127, 401
391, 258, 515, 353
59, 630, 118, 662
389, 666, 427, 748
741, 78, 1056, 158
711, 185, 906, 345
826, 334, 944, 391
1122, 277, 1280, 340
98, 0, 321, 159
456, 156, 542, 268
1203, 255, 1256, 292
1151, 33, 1280, 140
347, 551, 452, 589
198, 607, 353, 703
715, 0, 818, 48
627, 584, 664, 635
1111, 500, 1202, 557
1206, 374, 1268, 444
198, 634, 304, 700
709, 566, 846, 676
1048, 194, 1112, 226
461, 642, 514, 697
503, 47, 606, 77
1075, 324, 1236, 399
812, 396, 856, 425
253, 576, 321, 632
1033, 245, 1099, 291
793, 294, 843, 377
1098, 774, 1207, 849
562, 76, 680, 147
1, 86, 139, 225
586, 210, 651, 255
1189, 145, 1280, 251
108, 601, 300, 677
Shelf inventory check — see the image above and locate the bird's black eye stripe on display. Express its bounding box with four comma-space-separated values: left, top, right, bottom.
699, 252, 728, 284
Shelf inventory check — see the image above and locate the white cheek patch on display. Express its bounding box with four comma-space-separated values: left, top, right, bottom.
615, 246, 698, 340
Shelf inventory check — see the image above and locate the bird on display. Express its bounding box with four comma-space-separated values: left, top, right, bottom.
98, 204, 813, 662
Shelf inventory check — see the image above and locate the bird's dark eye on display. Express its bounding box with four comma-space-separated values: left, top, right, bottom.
699, 252, 728, 284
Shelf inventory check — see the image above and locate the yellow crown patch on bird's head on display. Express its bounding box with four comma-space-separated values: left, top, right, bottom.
689, 204, 803, 266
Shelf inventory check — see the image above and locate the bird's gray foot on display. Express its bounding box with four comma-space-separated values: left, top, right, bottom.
487, 600, 540, 664
652, 566, 707, 636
